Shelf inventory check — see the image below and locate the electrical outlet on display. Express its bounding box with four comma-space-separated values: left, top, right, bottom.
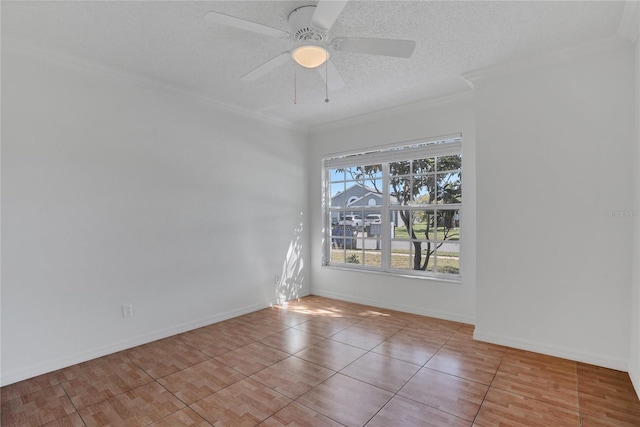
122, 304, 134, 318
275, 274, 281, 284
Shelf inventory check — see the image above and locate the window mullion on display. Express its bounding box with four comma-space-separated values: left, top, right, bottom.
381, 163, 391, 271
323, 166, 331, 266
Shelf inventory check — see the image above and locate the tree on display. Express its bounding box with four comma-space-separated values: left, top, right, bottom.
339, 154, 461, 271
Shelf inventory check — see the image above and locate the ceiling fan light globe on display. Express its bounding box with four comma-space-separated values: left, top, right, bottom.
292, 45, 329, 68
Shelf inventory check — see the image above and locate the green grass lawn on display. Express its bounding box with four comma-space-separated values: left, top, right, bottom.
394, 224, 460, 240
331, 249, 459, 274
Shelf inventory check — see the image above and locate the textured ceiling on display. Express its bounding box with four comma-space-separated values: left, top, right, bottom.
1, 1, 628, 128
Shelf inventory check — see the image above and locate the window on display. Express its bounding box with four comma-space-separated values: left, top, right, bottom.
324, 135, 462, 279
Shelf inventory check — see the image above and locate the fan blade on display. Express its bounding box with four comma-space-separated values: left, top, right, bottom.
311, 0, 348, 32
317, 59, 345, 91
204, 11, 290, 39
334, 37, 416, 58
240, 52, 291, 81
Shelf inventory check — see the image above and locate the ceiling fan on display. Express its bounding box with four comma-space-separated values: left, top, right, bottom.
204, 1, 416, 91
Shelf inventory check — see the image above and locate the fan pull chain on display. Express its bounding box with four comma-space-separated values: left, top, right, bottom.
325, 51, 329, 103
293, 65, 297, 104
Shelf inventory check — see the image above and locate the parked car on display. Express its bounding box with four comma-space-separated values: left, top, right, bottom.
364, 214, 381, 232
365, 214, 381, 226
338, 214, 364, 230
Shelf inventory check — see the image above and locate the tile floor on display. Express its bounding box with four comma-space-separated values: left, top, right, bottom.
2, 295, 640, 426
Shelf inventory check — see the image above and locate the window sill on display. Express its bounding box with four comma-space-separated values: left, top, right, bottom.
322, 264, 462, 283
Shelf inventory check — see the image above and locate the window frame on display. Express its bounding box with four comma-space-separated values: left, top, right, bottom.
322, 134, 462, 281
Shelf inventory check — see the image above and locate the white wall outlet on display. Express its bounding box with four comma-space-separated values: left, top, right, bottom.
122, 304, 134, 318
275, 274, 281, 284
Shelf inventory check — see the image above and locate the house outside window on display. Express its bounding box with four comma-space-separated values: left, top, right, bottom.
323, 135, 462, 279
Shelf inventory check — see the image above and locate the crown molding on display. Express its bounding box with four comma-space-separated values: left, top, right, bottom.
309, 90, 473, 133
2, 38, 307, 133
461, 34, 633, 87
618, 1, 639, 43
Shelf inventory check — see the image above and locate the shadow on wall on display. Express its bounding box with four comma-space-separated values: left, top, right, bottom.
275, 214, 304, 304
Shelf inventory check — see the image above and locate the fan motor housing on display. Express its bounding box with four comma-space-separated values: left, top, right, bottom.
288, 5, 327, 42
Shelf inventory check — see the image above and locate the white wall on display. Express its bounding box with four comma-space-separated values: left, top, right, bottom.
2, 30, 637, 398
630, 13, 640, 396
308, 95, 476, 324
1, 49, 309, 385
471, 44, 635, 370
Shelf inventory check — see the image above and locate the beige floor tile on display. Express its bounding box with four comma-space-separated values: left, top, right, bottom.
215, 342, 289, 375
292, 316, 355, 338
294, 339, 367, 371
147, 407, 213, 426
330, 325, 393, 351
259, 327, 324, 354
40, 412, 86, 427
492, 349, 579, 410
399, 368, 489, 421
175, 326, 255, 357
239, 309, 294, 326
367, 395, 472, 427
157, 359, 245, 404
57, 352, 154, 409
190, 378, 291, 426
355, 316, 407, 335
474, 387, 580, 427
251, 356, 335, 399
297, 373, 393, 427
580, 413, 639, 427
371, 333, 442, 365
1, 372, 59, 404
577, 363, 640, 427
400, 322, 462, 345
259, 402, 344, 426
340, 351, 420, 392
78, 381, 185, 427
444, 329, 507, 356
2, 296, 639, 427
262, 306, 315, 327
124, 336, 210, 379
239, 323, 290, 340
1, 385, 76, 427
425, 347, 500, 385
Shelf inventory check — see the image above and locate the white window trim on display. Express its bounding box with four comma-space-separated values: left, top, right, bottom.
323, 134, 462, 169
323, 134, 462, 281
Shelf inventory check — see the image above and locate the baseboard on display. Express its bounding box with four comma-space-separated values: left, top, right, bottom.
1, 300, 271, 387
473, 329, 629, 372
310, 289, 475, 325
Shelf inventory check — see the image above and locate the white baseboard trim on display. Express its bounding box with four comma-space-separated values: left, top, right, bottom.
1, 300, 272, 387
473, 329, 629, 372
311, 290, 475, 325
